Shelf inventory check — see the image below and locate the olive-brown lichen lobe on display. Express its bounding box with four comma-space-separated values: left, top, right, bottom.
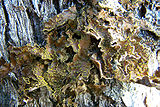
0, 0, 160, 106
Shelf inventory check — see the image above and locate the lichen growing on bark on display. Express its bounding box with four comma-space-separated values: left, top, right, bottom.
0, 0, 160, 106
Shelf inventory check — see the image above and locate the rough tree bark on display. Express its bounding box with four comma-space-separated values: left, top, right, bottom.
0, 0, 160, 107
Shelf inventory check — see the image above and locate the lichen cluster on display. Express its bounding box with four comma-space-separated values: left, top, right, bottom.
0, 0, 160, 106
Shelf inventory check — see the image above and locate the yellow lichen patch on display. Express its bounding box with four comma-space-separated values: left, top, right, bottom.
31, 62, 53, 93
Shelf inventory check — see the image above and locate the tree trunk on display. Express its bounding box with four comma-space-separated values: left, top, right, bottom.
0, 0, 160, 107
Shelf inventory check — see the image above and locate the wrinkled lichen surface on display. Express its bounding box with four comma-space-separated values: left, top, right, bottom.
0, 0, 160, 106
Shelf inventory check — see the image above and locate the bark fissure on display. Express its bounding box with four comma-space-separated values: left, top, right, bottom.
1, 0, 10, 61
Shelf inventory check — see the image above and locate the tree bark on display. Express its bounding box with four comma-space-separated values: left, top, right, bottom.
0, 0, 160, 107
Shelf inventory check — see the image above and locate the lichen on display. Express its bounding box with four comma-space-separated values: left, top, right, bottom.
0, 0, 160, 106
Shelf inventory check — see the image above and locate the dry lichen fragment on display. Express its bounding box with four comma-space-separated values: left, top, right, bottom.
0, 58, 10, 79
43, 6, 77, 33
111, 39, 151, 81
